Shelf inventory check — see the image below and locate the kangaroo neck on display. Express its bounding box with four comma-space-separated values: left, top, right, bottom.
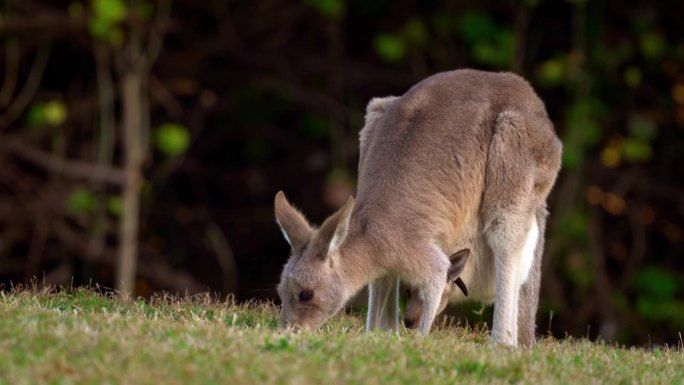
337, 232, 384, 298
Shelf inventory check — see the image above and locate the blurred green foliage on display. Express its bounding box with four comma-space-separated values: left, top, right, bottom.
86, 0, 128, 46
66, 188, 98, 215
457, 12, 515, 67
27, 100, 68, 127
303, 0, 345, 19
374, 34, 406, 63
154, 123, 190, 157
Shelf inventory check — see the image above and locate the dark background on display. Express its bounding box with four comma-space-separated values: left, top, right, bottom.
0, 0, 682, 346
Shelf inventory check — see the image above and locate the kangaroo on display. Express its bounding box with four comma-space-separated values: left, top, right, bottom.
275, 69, 562, 346
403, 203, 547, 348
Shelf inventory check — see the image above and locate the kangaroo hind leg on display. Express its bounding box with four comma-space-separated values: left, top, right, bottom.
482, 110, 538, 347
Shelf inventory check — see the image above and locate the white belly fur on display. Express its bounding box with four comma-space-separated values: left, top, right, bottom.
518, 217, 538, 285
446, 216, 538, 305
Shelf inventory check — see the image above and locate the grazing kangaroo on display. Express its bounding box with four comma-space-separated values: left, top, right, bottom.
275, 69, 562, 346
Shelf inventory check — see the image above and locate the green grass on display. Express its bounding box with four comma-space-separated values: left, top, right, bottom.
0, 288, 682, 385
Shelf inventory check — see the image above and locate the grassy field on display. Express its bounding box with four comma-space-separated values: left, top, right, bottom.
0, 288, 682, 385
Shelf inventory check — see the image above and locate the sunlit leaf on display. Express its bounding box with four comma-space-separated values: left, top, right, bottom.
44, 100, 68, 126
154, 123, 190, 157
89, 0, 128, 42
373, 34, 406, 63
66, 188, 98, 214
601, 145, 621, 168
92, 0, 128, 23
87, 18, 110, 40
537, 58, 565, 86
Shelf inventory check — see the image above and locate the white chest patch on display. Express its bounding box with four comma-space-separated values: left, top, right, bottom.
518, 217, 539, 285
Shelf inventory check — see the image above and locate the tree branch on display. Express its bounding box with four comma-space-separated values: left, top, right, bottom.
0, 44, 50, 131
0, 137, 126, 184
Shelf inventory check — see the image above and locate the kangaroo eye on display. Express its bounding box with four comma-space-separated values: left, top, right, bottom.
298, 290, 314, 302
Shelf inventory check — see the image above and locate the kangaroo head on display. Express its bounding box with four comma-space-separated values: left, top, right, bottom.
404, 249, 470, 329
274, 191, 354, 331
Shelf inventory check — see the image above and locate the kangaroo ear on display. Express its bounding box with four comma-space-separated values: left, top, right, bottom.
314, 195, 355, 256
447, 249, 469, 296
447, 249, 470, 282
274, 191, 313, 251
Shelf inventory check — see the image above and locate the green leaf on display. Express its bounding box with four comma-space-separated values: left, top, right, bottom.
373, 34, 406, 63
537, 58, 565, 86
107, 196, 123, 217
92, 0, 128, 23
154, 123, 191, 157
66, 188, 98, 214
89, 0, 128, 42
26, 104, 47, 128
88, 18, 111, 40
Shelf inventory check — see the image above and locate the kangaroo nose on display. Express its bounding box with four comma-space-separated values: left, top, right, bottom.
404, 318, 417, 329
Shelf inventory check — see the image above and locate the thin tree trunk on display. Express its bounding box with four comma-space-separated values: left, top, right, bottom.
117, 70, 144, 297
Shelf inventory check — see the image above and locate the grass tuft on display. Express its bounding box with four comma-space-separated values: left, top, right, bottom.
0, 287, 682, 385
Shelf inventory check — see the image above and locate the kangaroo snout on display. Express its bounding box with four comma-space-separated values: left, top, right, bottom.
403, 317, 418, 329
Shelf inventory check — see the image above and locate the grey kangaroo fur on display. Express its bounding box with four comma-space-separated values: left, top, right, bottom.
274, 69, 562, 347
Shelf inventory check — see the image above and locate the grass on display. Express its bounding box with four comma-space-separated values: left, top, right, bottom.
0, 288, 682, 385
